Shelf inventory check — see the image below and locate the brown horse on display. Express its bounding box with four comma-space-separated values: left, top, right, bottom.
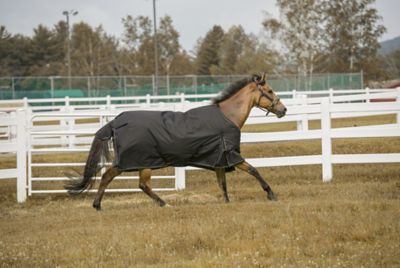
65, 74, 287, 210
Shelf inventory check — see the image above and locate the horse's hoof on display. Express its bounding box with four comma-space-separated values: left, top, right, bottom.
159, 201, 169, 207
93, 203, 102, 211
267, 191, 277, 201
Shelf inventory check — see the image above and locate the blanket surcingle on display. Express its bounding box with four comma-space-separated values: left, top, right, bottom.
95, 105, 244, 172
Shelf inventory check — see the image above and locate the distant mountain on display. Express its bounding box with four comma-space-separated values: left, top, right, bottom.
379, 36, 400, 55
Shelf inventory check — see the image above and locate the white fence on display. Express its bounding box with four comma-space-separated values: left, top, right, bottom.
0, 87, 394, 114
1, 88, 399, 203
27, 111, 186, 197
0, 110, 27, 202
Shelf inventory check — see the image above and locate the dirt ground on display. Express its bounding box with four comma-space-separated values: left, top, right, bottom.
0, 115, 399, 267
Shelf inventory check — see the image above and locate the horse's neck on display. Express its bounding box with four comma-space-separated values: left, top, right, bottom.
218, 90, 255, 129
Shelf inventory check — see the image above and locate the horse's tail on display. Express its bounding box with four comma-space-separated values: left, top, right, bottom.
64, 122, 113, 194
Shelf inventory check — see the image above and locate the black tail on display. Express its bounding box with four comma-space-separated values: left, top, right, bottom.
64, 123, 112, 194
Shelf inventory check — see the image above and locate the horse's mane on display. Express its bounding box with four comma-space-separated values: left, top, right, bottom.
211, 74, 261, 104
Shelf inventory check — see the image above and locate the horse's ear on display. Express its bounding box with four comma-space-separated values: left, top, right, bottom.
253, 73, 266, 85
261, 72, 267, 82
253, 74, 261, 83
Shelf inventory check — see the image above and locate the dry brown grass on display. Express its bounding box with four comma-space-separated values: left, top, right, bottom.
1, 115, 399, 267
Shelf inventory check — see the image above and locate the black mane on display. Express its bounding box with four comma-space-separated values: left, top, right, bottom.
212, 74, 264, 104
211, 76, 253, 104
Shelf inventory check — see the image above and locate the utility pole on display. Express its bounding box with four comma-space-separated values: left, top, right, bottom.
153, 0, 158, 95
63, 10, 78, 90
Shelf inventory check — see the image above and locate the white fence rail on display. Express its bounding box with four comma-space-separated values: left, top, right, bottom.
2, 89, 398, 149
0, 110, 27, 202
27, 111, 186, 197
1, 88, 399, 203
0, 87, 395, 114
0, 112, 18, 180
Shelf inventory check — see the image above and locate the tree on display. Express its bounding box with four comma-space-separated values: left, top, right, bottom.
71, 22, 101, 76
0, 31, 33, 76
133, 16, 155, 75
235, 34, 282, 75
122, 15, 192, 75
50, 21, 68, 75
263, 0, 386, 84
29, 24, 63, 75
195, 25, 224, 75
71, 22, 120, 77
378, 49, 400, 80
207, 25, 281, 75
0, 25, 13, 76
263, 0, 326, 90
158, 16, 180, 75
168, 50, 195, 75
217, 26, 247, 74
121, 15, 149, 74
324, 0, 386, 80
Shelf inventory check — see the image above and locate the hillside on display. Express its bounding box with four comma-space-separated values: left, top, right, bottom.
379, 36, 400, 55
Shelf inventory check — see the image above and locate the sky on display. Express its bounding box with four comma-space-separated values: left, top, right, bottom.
0, 0, 399, 52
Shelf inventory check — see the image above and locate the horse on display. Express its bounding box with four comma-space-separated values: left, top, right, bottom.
64, 74, 287, 210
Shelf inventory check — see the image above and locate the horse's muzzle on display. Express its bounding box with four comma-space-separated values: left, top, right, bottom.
276, 107, 287, 118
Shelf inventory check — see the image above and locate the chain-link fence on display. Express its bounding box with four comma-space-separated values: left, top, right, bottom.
0, 72, 363, 100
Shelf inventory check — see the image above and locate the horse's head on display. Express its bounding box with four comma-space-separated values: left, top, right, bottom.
252, 74, 287, 118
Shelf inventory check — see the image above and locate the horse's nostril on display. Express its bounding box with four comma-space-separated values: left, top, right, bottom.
283, 108, 287, 112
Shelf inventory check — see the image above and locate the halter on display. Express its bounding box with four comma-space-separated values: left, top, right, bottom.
256, 85, 280, 116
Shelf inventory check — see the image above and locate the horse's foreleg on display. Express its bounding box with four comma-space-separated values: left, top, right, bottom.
139, 169, 167, 207
215, 168, 230, 203
93, 167, 122, 210
235, 161, 277, 201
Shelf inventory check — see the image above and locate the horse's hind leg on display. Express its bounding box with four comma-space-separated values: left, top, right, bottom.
235, 161, 277, 201
139, 169, 167, 207
215, 168, 230, 202
93, 167, 121, 210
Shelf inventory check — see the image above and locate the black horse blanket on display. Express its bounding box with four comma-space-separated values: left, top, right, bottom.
96, 105, 244, 172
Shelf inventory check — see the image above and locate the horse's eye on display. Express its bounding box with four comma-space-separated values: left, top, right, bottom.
268, 90, 273, 94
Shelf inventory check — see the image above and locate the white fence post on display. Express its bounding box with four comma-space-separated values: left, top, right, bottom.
167, 74, 170, 95
365, 87, 370, 103
68, 106, 75, 148
292, 89, 297, 101
175, 167, 186, 190
16, 109, 27, 203
146, 94, 151, 107
22, 97, 28, 109
64, 96, 70, 107
329, 88, 334, 100
106, 95, 111, 110
152, 75, 155, 95
321, 98, 333, 182
60, 106, 68, 146
10, 111, 16, 141
178, 93, 185, 111
297, 94, 309, 131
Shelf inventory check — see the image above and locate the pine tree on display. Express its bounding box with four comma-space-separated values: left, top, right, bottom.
196, 25, 224, 75
0, 26, 13, 76
158, 16, 180, 75
29, 24, 61, 75
218, 26, 247, 74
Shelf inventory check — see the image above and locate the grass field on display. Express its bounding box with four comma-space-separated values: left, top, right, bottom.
0, 115, 399, 267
